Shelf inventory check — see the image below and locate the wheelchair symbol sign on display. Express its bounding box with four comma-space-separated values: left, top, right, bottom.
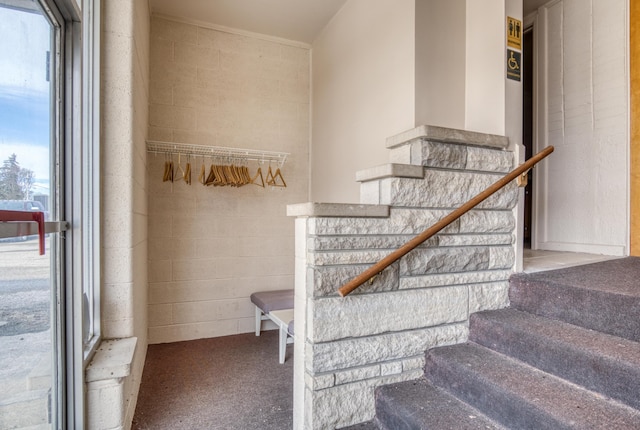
507, 49, 521, 81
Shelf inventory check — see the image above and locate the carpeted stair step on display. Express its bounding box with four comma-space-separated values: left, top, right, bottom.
424, 342, 640, 430
469, 308, 640, 410
509, 257, 640, 342
339, 421, 380, 429
374, 377, 506, 430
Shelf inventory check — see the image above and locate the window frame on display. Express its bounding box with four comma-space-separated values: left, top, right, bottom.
41, 0, 101, 427
59, 0, 102, 427
80, 0, 100, 362
0, 1, 99, 425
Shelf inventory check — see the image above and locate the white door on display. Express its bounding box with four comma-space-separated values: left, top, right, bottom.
533, 0, 629, 256
0, 3, 64, 428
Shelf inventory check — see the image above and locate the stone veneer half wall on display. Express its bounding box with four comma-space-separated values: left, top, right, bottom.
288, 126, 517, 429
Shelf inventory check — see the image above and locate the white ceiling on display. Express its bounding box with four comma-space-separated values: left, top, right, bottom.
149, 0, 550, 45
148, 0, 348, 44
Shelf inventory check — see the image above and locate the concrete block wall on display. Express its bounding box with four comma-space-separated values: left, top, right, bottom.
90, 0, 150, 429
147, 16, 310, 343
289, 126, 517, 429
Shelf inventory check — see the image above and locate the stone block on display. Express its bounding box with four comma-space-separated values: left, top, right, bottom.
466, 145, 513, 172
306, 369, 424, 430
459, 209, 515, 233
399, 269, 512, 290
359, 180, 380, 204
419, 140, 467, 170
489, 246, 515, 269
399, 247, 491, 277
380, 361, 403, 376
308, 235, 427, 251
307, 263, 399, 297
305, 372, 335, 391
469, 281, 510, 313
309, 209, 451, 236
402, 356, 426, 372
438, 233, 514, 247
309, 288, 468, 342
381, 171, 518, 209
334, 365, 381, 386
308, 249, 391, 266
398, 245, 513, 277
307, 323, 467, 373
388, 143, 412, 164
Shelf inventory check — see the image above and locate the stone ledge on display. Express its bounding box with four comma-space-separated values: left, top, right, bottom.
309, 208, 515, 237
86, 337, 137, 383
355, 164, 424, 182
386, 125, 509, 150
287, 202, 389, 218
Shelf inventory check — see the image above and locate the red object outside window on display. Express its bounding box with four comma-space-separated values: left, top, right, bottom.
0, 210, 46, 255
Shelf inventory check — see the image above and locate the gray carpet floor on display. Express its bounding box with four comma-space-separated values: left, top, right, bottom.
132, 330, 293, 430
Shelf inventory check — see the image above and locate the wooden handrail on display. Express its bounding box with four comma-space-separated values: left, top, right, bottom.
338, 145, 554, 297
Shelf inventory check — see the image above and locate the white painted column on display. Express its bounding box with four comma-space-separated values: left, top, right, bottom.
465, 0, 507, 136
417, 0, 527, 268
504, 0, 525, 271
416, 0, 523, 143
292, 217, 309, 429
415, 0, 467, 130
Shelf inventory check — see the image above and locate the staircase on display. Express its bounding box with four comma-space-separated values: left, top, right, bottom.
363, 257, 640, 429
291, 125, 638, 429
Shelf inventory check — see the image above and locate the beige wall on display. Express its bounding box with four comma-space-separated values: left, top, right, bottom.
311, 0, 415, 203
465, 0, 506, 136
415, 0, 466, 131
311, 0, 524, 204
101, 0, 150, 425
147, 16, 310, 343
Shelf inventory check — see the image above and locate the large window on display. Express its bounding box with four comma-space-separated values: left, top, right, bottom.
0, 0, 100, 428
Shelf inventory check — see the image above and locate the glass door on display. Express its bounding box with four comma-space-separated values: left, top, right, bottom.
0, 1, 63, 428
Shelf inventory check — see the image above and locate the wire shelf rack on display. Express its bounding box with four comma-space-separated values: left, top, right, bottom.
146, 140, 289, 165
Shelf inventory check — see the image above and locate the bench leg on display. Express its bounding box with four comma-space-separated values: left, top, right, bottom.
279, 324, 287, 364
255, 306, 262, 336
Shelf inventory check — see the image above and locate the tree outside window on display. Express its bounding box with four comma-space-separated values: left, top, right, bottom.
0, 153, 35, 200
